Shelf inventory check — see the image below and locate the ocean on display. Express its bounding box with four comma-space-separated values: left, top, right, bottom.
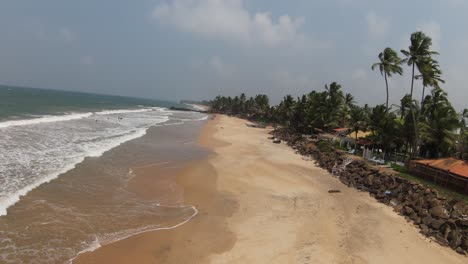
0, 85, 209, 263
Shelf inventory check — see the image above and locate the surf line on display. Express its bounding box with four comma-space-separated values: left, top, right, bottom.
68, 204, 199, 264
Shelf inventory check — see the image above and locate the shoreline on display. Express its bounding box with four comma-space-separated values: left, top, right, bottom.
75, 115, 467, 263
74, 114, 236, 263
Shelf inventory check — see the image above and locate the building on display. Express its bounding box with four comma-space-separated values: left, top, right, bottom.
408, 158, 468, 194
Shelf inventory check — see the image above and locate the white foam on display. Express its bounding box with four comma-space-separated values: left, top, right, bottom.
0, 113, 93, 128
68, 205, 199, 264
0, 127, 151, 216
94, 108, 153, 115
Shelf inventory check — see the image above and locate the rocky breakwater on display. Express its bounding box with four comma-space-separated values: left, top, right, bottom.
271, 128, 468, 255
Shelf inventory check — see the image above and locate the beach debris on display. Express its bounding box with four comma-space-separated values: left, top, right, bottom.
272, 139, 281, 144
328, 189, 341, 193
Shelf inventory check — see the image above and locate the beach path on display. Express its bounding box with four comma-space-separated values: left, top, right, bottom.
75, 115, 466, 264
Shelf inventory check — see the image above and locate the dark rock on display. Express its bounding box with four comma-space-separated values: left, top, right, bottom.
403, 206, 414, 215
458, 220, 468, 228
431, 219, 445, 230
429, 198, 441, 208
462, 237, 468, 250
419, 224, 430, 235
448, 230, 462, 249
422, 215, 432, 226
429, 206, 449, 219
451, 209, 461, 219
455, 247, 466, 255
434, 233, 449, 246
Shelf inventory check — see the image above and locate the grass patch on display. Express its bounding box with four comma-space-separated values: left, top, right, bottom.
390, 163, 468, 203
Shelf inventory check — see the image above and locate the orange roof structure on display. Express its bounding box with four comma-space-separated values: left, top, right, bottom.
414, 158, 468, 178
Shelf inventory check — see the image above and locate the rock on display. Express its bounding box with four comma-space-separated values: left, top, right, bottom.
448, 230, 462, 249
462, 237, 468, 250
434, 233, 449, 246
429, 206, 449, 219
429, 198, 441, 208
404, 206, 415, 215
455, 247, 466, 255
365, 174, 374, 186
458, 220, 468, 228
431, 219, 445, 230
419, 224, 430, 235
422, 215, 432, 226
451, 209, 462, 219
418, 208, 429, 218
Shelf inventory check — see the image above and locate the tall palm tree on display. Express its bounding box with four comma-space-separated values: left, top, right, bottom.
401, 31, 438, 157
371, 47, 403, 111
401, 31, 439, 99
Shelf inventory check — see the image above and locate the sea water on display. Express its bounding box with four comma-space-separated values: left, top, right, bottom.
0, 85, 208, 263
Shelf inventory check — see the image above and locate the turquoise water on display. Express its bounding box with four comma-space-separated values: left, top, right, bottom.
0, 85, 180, 121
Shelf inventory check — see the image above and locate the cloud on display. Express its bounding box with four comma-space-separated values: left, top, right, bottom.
152, 0, 305, 47
80, 56, 94, 65
367, 11, 390, 38
416, 21, 441, 51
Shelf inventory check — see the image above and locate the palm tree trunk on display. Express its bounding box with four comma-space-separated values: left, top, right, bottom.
355, 130, 358, 150
410, 63, 415, 98
421, 85, 426, 109
384, 72, 389, 112
409, 62, 419, 158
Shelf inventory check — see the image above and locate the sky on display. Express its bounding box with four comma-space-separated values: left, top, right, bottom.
0, 0, 467, 110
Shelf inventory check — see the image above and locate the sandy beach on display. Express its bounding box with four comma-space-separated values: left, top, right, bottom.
75, 115, 467, 264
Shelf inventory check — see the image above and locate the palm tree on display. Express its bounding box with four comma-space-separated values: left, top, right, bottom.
401, 31, 439, 99
277, 95, 296, 126
324, 82, 344, 130
459, 109, 468, 159
401, 31, 438, 157
419, 87, 459, 157
349, 105, 367, 150
415, 57, 444, 108
371, 47, 403, 111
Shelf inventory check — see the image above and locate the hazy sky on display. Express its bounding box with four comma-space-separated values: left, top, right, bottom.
0, 0, 467, 110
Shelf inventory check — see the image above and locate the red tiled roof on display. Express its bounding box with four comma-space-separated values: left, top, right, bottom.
414, 158, 468, 178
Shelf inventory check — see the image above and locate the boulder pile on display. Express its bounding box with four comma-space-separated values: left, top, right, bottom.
271, 128, 468, 255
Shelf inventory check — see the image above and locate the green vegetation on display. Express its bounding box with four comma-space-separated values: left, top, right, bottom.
210, 31, 467, 161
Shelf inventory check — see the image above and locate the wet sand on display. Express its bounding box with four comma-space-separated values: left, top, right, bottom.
75, 115, 467, 264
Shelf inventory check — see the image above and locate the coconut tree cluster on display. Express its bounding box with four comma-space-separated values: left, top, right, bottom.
210, 31, 467, 160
